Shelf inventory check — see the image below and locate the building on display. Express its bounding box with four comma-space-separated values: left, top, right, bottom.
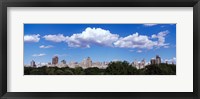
132, 59, 138, 68
132, 59, 146, 69
52, 56, 58, 65
150, 58, 156, 65
150, 55, 161, 65
86, 57, 92, 67
156, 55, 161, 65
61, 60, 66, 64
165, 61, 168, 64
172, 61, 174, 65
140, 59, 146, 68
30, 60, 36, 68
48, 62, 51, 65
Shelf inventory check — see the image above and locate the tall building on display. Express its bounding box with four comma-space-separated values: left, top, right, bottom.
132, 59, 145, 69
165, 61, 168, 64
86, 57, 92, 67
172, 61, 174, 65
81, 58, 87, 66
150, 58, 156, 65
61, 60, 66, 64
141, 59, 146, 68
48, 62, 51, 65
156, 55, 161, 65
52, 56, 58, 65
30, 60, 36, 68
132, 59, 138, 68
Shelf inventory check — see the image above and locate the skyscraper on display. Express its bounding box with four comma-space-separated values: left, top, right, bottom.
141, 59, 146, 68
61, 60, 66, 64
86, 57, 92, 67
30, 60, 36, 68
166, 61, 168, 64
150, 58, 156, 65
156, 55, 161, 65
52, 56, 58, 65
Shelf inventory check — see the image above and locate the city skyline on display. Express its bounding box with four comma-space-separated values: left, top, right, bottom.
24, 24, 176, 66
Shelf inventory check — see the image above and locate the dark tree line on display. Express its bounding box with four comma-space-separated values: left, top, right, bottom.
24, 61, 176, 75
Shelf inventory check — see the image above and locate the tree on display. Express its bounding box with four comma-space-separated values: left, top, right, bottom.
24, 62, 176, 75
105, 61, 131, 75
63, 69, 74, 75
74, 67, 84, 75
55, 69, 64, 75
84, 67, 101, 75
46, 67, 56, 75
144, 65, 162, 75
24, 67, 32, 75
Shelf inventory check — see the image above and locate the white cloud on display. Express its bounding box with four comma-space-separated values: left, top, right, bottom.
24, 34, 40, 42
114, 33, 157, 49
163, 46, 170, 48
43, 34, 67, 42
137, 50, 142, 53
161, 26, 166, 28
151, 30, 169, 47
112, 59, 121, 62
143, 24, 157, 27
129, 50, 134, 52
39, 45, 54, 49
54, 54, 67, 57
42, 28, 170, 50
114, 30, 169, 49
66, 27, 119, 48
32, 53, 46, 57
164, 57, 176, 63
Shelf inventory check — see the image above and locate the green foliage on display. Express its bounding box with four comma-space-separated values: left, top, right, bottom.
144, 63, 176, 75
105, 61, 134, 75
55, 69, 64, 75
74, 67, 84, 75
85, 67, 104, 75
63, 69, 74, 75
24, 62, 176, 75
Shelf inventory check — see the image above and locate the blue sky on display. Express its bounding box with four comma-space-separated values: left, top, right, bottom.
24, 24, 176, 65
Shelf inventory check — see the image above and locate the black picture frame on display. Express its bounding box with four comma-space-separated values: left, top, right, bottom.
0, 0, 199, 99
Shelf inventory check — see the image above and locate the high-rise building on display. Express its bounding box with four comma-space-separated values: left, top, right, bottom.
150, 58, 156, 65
132, 59, 138, 68
86, 57, 92, 67
30, 60, 36, 68
172, 61, 174, 65
166, 61, 168, 64
52, 56, 58, 65
81, 58, 87, 66
61, 60, 66, 64
48, 62, 51, 65
156, 55, 161, 65
141, 59, 146, 68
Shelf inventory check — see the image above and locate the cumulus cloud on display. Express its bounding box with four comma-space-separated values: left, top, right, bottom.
164, 57, 176, 64
39, 45, 54, 49
129, 50, 134, 52
42, 28, 169, 50
32, 53, 46, 57
65, 27, 119, 48
163, 46, 170, 48
137, 50, 142, 53
143, 24, 157, 27
24, 34, 40, 42
114, 33, 157, 49
151, 30, 169, 47
43, 34, 67, 42
54, 54, 67, 57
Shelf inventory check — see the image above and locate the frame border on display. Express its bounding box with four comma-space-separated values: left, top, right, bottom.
0, 0, 199, 99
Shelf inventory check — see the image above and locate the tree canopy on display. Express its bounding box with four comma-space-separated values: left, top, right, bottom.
24, 61, 176, 75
